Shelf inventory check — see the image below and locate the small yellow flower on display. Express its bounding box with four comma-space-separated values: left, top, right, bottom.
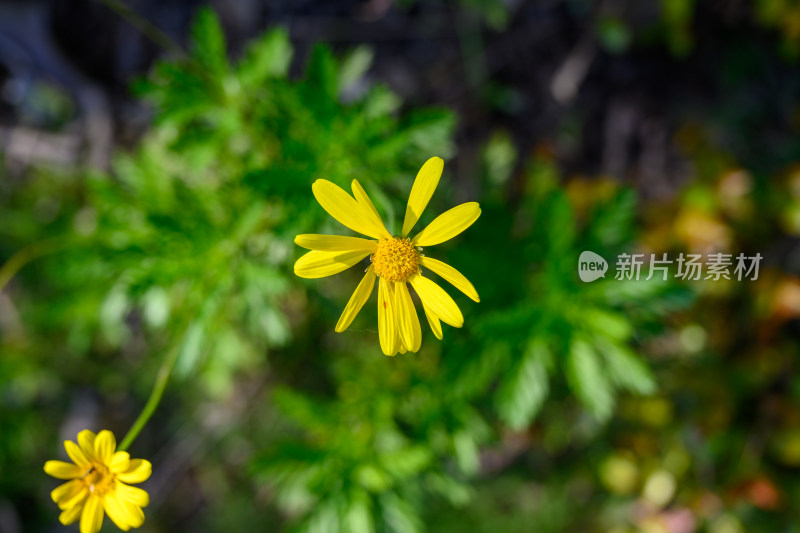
44, 430, 151, 533
294, 157, 481, 355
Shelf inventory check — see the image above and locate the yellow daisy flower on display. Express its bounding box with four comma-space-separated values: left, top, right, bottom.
294, 156, 481, 355
44, 429, 152, 533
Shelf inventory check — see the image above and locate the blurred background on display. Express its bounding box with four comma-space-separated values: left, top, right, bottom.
3, 0, 800, 531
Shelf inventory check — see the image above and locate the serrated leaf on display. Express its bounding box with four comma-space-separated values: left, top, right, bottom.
583, 308, 632, 341
495, 340, 551, 429
379, 446, 433, 481
566, 339, 614, 421
237, 28, 293, 86
452, 345, 509, 400
597, 340, 657, 395
191, 7, 229, 76
380, 492, 422, 533
589, 188, 636, 247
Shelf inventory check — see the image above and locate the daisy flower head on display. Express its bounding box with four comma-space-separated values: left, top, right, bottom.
44, 430, 151, 533
294, 156, 481, 356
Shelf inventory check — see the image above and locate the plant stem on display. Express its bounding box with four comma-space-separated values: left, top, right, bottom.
94, 0, 187, 58
118, 345, 180, 452
0, 238, 69, 294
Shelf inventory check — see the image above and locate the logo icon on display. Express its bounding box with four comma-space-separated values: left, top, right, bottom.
578, 251, 608, 282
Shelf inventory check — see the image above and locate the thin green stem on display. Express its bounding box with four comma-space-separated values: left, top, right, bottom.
0, 238, 69, 294
118, 346, 180, 452
95, 0, 187, 58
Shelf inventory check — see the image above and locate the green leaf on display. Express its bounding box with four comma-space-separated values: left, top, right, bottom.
379, 446, 433, 481
495, 340, 551, 429
191, 7, 229, 76
355, 464, 392, 492
582, 308, 632, 341
338, 46, 374, 95
587, 187, 636, 248
306, 45, 339, 103
566, 339, 614, 421
273, 387, 331, 431
380, 492, 422, 533
141, 286, 170, 328
483, 129, 517, 186
451, 345, 508, 400
453, 430, 480, 475
597, 340, 657, 395
237, 27, 293, 86
425, 473, 473, 506
543, 191, 576, 254
99, 286, 129, 347
175, 319, 205, 377
400, 108, 457, 158
345, 490, 374, 533
364, 85, 401, 118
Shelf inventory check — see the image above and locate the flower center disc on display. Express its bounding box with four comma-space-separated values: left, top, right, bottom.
84, 463, 115, 496
371, 237, 420, 282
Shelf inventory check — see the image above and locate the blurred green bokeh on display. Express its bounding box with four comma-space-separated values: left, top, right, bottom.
4, 3, 800, 533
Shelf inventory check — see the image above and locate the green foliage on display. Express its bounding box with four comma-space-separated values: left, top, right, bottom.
0, 7, 700, 533
495, 340, 551, 430
455, 158, 688, 429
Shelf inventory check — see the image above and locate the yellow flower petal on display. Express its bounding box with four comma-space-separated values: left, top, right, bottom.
378, 277, 398, 356
402, 157, 444, 236
352, 180, 391, 238
412, 202, 481, 247
420, 256, 480, 302
64, 440, 91, 467
109, 451, 131, 473
420, 299, 443, 340
55, 483, 89, 511
80, 495, 104, 533
294, 234, 378, 252
77, 430, 97, 462
105, 487, 145, 530
335, 267, 376, 332
394, 281, 421, 352
94, 430, 116, 463
409, 275, 463, 328
124, 503, 145, 529
103, 493, 133, 531
117, 459, 152, 485
294, 250, 369, 279
312, 179, 388, 239
59, 501, 84, 526
117, 483, 150, 507
44, 460, 82, 480
51, 479, 84, 504
117, 497, 145, 529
